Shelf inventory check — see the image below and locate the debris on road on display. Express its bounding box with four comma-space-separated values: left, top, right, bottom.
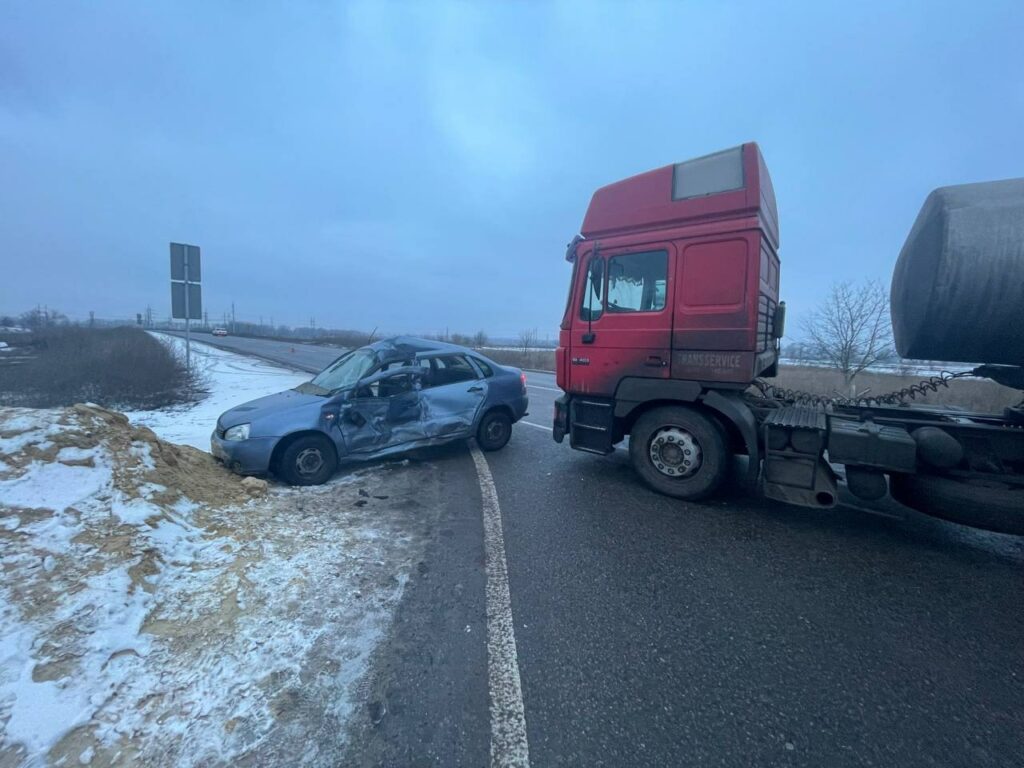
0, 403, 439, 766
240, 476, 269, 497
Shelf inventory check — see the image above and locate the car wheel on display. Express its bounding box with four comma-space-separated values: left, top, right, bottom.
477, 410, 513, 452
628, 406, 728, 500
278, 434, 338, 486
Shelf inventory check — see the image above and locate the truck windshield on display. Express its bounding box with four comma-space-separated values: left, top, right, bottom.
310, 349, 377, 392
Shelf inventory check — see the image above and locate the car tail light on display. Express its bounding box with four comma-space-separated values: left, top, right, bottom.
520, 372, 527, 392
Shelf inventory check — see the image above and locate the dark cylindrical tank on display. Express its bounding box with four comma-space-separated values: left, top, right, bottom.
891, 178, 1024, 365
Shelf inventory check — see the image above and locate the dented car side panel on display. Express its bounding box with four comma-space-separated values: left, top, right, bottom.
419, 379, 488, 438
212, 337, 528, 477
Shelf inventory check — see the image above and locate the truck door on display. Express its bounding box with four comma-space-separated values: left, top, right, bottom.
570, 244, 675, 397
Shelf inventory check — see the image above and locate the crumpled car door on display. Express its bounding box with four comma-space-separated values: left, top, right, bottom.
418, 378, 488, 438
340, 368, 426, 455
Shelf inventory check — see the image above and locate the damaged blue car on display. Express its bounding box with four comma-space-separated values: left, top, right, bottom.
211, 336, 529, 485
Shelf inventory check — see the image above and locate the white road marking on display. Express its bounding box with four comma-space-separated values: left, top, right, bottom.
520, 420, 553, 432
518, 420, 629, 453
470, 444, 531, 768
526, 383, 561, 392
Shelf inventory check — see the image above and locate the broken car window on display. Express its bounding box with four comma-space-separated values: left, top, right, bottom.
354, 372, 419, 399
310, 349, 376, 392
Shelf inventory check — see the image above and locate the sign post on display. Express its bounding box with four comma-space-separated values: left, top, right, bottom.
170, 243, 202, 369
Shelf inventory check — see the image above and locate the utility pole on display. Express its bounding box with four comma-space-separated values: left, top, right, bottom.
89, 311, 95, 327
231, 302, 236, 334
204, 310, 209, 328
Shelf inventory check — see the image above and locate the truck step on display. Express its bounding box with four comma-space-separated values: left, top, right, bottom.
570, 398, 615, 455
763, 404, 827, 430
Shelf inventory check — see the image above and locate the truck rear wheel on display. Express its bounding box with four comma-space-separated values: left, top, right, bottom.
890, 473, 1024, 536
629, 406, 728, 501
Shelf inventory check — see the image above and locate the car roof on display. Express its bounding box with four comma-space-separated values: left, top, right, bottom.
366, 335, 476, 361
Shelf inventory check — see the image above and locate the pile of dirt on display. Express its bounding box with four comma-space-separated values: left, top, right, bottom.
0, 403, 256, 512
0, 402, 441, 767
75, 403, 255, 507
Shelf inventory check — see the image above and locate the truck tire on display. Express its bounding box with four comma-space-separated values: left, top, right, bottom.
629, 406, 728, 501
277, 434, 338, 486
890, 473, 1024, 536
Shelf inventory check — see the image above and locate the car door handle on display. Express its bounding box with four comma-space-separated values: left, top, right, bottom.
468, 385, 484, 392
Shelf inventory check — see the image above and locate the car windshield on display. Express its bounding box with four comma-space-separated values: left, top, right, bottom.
309, 349, 377, 392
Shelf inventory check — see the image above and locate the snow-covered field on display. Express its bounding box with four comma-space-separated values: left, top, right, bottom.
0, 340, 438, 767
125, 335, 310, 451
780, 358, 973, 377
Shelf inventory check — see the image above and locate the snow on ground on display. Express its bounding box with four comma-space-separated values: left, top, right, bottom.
124, 334, 309, 451
780, 358, 973, 377
0, 342, 441, 767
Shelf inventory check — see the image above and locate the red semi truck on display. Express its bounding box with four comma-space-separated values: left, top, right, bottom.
553, 144, 1024, 534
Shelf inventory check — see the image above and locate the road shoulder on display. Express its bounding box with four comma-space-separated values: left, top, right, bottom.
342, 442, 491, 767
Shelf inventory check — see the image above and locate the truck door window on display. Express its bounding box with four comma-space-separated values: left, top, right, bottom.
606, 250, 668, 313
579, 257, 604, 321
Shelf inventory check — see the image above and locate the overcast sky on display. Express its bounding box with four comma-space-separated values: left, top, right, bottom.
2, 1, 1022, 338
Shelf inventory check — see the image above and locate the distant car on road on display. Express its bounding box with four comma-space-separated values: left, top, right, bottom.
211, 336, 529, 484
211, 328, 228, 337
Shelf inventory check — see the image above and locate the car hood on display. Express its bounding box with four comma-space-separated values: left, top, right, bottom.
218, 388, 324, 429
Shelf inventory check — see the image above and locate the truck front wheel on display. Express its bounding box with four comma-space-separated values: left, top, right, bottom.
629, 406, 728, 501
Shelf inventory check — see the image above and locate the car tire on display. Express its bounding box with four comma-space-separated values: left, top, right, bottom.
629, 405, 728, 501
277, 434, 338, 486
890, 472, 1024, 535
477, 410, 513, 452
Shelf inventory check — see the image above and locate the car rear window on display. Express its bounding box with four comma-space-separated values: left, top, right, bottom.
473, 357, 495, 377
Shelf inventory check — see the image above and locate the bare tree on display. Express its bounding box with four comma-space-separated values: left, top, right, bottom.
518, 328, 538, 353
473, 330, 488, 349
802, 280, 894, 397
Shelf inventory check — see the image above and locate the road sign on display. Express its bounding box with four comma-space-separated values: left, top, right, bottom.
170, 242, 202, 369
171, 282, 202, 320
170, 243, 201, 282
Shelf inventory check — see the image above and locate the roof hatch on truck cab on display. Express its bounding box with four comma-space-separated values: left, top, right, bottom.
580, 143, 778, 248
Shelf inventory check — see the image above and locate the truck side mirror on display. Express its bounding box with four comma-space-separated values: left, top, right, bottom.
773, 301, 787, 340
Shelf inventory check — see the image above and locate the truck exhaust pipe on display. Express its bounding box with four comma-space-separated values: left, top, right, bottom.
763, 458, 839, 509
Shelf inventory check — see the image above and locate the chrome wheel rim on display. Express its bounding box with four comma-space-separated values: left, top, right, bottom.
295, 447, 325, 476
649, 427, 702, 478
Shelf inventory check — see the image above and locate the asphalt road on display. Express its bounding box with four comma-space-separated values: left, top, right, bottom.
168, 332, 1024, 767
160, 330, 343, 373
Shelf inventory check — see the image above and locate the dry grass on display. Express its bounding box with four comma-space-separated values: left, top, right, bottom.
481, 348, 557, 371
767, 364, 1021, 412
0, 326, 205, 409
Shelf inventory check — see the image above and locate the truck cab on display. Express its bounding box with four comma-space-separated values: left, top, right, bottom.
554, 143, 784, 498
